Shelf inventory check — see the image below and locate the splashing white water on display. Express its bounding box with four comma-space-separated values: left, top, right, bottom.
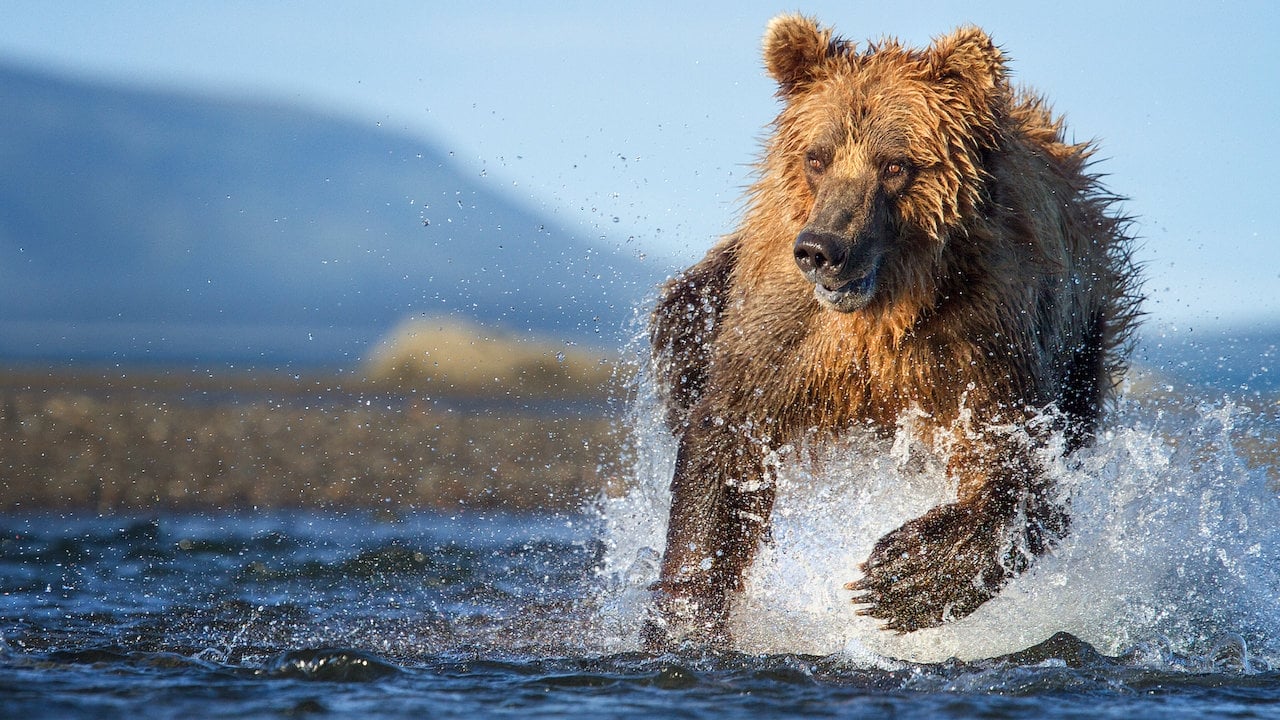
595, 373, 1280, 665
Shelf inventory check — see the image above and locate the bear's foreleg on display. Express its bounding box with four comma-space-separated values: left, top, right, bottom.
649, 235, 738, 432
847, 430, 1068, 632
642, 417, 776, 650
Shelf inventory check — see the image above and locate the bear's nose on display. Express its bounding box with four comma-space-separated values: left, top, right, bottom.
794, 230, 847, 280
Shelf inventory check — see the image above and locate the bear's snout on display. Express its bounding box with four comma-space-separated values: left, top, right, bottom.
793, 230, 848, 283
794, 229, 881, 312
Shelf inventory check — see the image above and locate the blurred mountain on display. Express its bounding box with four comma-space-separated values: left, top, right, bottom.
0, 62, 664, 366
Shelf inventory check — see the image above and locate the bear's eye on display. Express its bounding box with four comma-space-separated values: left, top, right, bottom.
883, 160, 909, 179
805, 151, 828, 175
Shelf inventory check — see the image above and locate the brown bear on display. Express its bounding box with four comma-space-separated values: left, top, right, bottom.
642, 14, 1142, 649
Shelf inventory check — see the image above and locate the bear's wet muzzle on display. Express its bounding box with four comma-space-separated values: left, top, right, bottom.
793, 229, 882, 312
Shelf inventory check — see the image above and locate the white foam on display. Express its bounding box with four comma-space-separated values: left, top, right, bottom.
595, 372, 1280, 665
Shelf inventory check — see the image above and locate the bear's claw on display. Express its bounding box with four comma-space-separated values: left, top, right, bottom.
846, 500, 1011, 633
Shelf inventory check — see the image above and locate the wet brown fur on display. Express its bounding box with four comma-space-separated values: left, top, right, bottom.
643, 15, 1142, 647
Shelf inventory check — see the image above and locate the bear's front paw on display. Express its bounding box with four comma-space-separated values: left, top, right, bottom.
845, 501, 1012, 633
641, 582, 730, 652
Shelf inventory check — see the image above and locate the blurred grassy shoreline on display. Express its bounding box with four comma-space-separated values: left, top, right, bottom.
0, 319, 638, 514
7, 323, 1279, 516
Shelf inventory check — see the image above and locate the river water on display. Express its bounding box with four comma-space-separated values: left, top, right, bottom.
4, 372, 1280, 717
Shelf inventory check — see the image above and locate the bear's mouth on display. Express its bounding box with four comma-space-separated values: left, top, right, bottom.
813, 262, 879, 312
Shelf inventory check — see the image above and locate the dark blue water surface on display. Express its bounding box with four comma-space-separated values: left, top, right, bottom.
4, 510, 1280, 719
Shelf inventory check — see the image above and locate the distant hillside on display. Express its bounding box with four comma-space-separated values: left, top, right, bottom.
0, 62, 665, 366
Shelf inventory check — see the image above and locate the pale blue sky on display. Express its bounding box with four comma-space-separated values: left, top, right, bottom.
2, 1, 1276, 330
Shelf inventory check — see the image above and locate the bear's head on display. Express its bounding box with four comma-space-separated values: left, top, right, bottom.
761, 14, 1008, 313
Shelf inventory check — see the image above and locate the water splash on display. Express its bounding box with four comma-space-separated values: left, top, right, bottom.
595, 371, 1280, 666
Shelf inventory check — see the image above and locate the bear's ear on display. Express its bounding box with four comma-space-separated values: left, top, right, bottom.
764, 14, 840, 95
925, 26, 1006, 108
